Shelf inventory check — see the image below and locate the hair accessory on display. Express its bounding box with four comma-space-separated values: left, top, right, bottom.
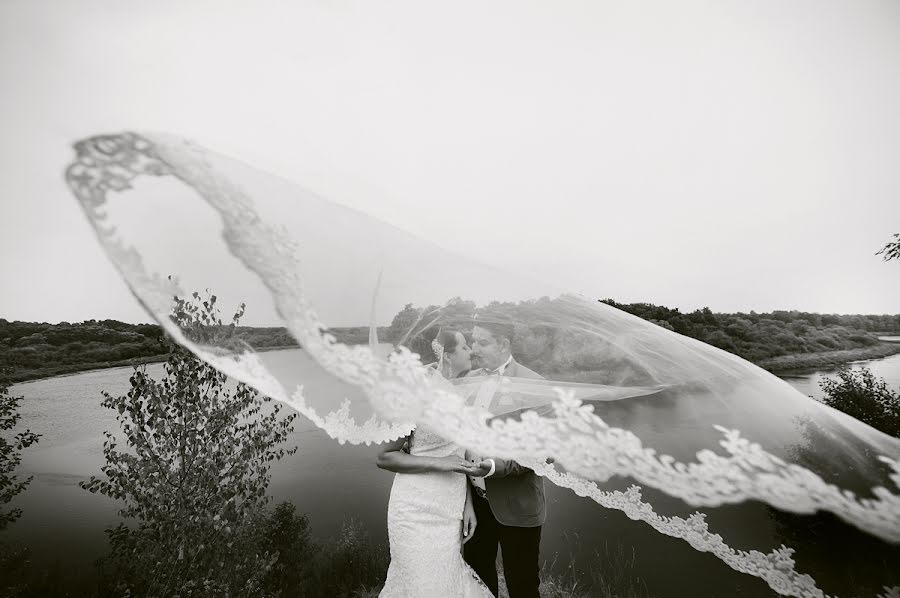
431, 327, 444, 363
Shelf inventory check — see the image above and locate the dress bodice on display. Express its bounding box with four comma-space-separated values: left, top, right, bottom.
408, 426, 464, 459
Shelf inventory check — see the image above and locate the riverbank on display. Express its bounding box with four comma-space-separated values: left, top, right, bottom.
758, 342, 900, 374
4, 353, 172, 384
10, 341, 900, 386
5, 344, 303, 385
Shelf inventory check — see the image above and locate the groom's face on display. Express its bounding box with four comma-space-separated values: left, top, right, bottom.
471, 326, 510, 371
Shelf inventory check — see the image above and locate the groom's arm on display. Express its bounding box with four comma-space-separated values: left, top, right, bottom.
485, 457, 532, 478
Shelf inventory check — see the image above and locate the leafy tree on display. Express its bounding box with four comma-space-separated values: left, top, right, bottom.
819, 368, 900, 438
0, 375, 40, 531
81, 292, 298, 596
0, 373, 40, 598
256, 501, 314, 596
877, 232, 900, 262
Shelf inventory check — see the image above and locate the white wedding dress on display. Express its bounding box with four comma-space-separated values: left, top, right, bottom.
380, 426, 493, 597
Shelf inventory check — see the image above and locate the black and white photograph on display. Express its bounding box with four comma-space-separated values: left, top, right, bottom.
1, 2, 900, 596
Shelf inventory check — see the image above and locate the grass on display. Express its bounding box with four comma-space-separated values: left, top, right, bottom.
532, 538, 652, 598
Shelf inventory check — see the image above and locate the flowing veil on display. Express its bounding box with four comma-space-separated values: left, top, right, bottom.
66, 132, 900, 597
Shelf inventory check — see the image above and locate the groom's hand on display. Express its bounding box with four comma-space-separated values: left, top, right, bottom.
468, 459, 494, 478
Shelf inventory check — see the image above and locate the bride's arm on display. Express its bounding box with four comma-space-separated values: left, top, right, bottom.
376, 438, 478, 475
462, 480, 477, 543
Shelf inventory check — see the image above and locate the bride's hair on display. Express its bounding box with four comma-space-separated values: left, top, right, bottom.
429, 328, 471, 378
431, 328, 462, 362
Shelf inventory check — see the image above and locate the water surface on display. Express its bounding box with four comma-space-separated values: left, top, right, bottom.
8, 351, 900, 595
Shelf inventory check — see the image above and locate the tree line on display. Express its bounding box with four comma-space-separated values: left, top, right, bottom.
387, 298, 900, 380
600, 300, 900, 364
2, 300, 898, 383
0, 318, 387, 383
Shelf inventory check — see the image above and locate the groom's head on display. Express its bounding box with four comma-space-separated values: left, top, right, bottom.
471, 320, 514, 372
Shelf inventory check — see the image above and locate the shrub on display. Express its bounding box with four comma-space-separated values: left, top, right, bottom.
0, 376, 40, 531
81, 292, 298, 597
308, 517, 389, 598
819, 367, 900, 437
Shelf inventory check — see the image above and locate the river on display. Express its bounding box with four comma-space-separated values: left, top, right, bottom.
7, 351, 900, 595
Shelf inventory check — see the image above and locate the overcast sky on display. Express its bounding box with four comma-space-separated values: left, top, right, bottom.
1, 0, 899, 325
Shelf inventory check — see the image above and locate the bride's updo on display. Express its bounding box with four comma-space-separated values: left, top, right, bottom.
431, 329, 471, 378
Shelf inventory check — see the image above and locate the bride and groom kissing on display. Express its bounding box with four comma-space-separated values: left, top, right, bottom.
377, 321, 545, 597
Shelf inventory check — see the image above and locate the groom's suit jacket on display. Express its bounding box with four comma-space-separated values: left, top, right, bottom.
467, 357, 547, 528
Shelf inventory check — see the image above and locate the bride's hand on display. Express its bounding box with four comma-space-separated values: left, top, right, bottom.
439, 456, 481, 474
462, 499, 477, 544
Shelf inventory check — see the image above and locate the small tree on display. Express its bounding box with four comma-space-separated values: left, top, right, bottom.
819, 367, 900, 438
81, 292, 298, 596
0, 375, 40, 531
877, 232, 900, 262
0, 373, 40, 598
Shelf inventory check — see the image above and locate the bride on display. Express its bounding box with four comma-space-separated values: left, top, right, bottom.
376, 329, 493, 597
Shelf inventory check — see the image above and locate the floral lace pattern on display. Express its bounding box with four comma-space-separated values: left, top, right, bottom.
66, 132, 900, 596
528, 462, 824, 597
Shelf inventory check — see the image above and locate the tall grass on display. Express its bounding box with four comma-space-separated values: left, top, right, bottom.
530, 535, 652, 598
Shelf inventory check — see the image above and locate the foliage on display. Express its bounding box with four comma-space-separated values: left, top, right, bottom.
0, 372, 41, 597
0, 542, 32, 598
0, 317, 387, 384
499, 539, 652, 598
306, 517, 389, 598
819, 367, 900, 437
0, 374, 40, 531
387, 297, 899, 380
256, 501, 314, 594
96, 507, 387, 598
877, 232, 900, 262
80, 292, 298, 597
0, 319, 168, 379
601, 300, 900, 363
251, 507, 388, 598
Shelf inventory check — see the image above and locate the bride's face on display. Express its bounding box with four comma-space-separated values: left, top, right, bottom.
446, 332, 472, 373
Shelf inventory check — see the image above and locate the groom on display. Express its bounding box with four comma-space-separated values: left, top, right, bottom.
464, 320, 545, 598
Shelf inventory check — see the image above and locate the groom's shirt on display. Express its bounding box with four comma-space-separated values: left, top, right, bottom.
492, 355, 513, 376
468, 356, 513, 494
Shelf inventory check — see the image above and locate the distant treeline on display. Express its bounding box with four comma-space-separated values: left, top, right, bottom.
387, 298, 900, 381
3, 303, 899, 383
0, 319, 384, 383
0, 319, 169, 382
601, 300, 900, 364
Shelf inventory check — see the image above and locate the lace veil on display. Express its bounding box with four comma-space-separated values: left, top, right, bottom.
66, 133, 900, 597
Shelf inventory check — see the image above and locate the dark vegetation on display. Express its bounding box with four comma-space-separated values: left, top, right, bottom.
388, 298, 900, 379
0, 375, 39, 532
819, 367, 900, 438
0, 318, 387, 384
600, 300, 900, 371
1, 295, 390, 597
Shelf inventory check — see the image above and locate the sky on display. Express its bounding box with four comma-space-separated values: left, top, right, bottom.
1, 0, 899, 325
